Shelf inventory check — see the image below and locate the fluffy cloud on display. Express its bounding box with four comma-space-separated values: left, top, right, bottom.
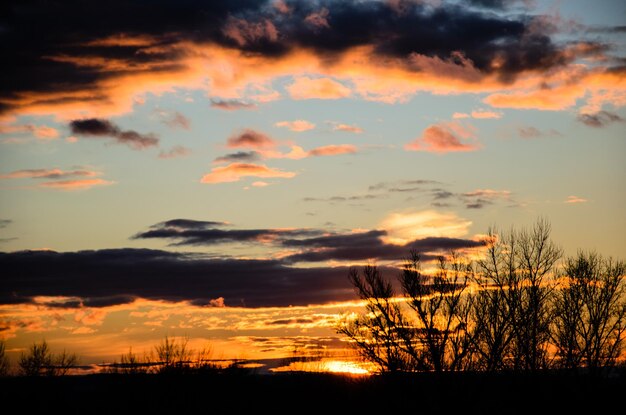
405, 122, 479, 153
200, 163, 296, 184
0, 0, 621, 120
286, 77, 352, 100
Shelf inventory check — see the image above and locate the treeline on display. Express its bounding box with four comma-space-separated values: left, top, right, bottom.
0, 336, 243, 377
339, 219, 626, 373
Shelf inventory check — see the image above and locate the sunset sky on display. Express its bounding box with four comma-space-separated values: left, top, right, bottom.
1, 0, 625, 371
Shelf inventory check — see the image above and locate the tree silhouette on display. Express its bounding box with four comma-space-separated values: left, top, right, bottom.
552, 252, 626, 371
338, 265, 413, 372
18, 340, 78, 376
400, 251, 473, 372
0, 340, 10, 376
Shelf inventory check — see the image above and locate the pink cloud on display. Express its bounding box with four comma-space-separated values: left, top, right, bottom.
405, 122, 479, 154
200, 163, 296, 184
286, 76, 351, 100
275, 120, 316, 132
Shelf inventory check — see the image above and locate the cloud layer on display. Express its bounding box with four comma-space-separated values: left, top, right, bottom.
2, 0, 621, 119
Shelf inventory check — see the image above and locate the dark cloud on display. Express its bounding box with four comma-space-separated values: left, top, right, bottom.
210, 99, 258, 110
69, 118, 159, 149
214, 151, 261, 164
577, 111, 624, 128
0, 0, 599, 115
464, 0, 526, 9
0, 248, 359, 308
151, 219, 229, 229
282, 231, 485, 263
368, 180, 441, 192
0, 219, 12, 229
134, 220, 322, 246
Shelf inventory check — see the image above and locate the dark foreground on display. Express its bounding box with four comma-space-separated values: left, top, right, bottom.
1, 370, 624, 414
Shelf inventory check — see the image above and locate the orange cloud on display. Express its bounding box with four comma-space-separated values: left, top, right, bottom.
200, 163, 296, 184
379, 210, 472, 245
565, 195, 588, 204
333, 124, 363, 133
286, 76, 352, 100
39, 178, 114, 190
0, 123, 59, 140
405, 122, 479, 153
308, 144, 357, 157
275, 120, 316, 132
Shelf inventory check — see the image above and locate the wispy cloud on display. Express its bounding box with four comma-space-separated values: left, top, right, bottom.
156, 110, 191, 130
308, 144, 357, 157
210, 99, 257, 111
275, 120, 315, 132
0, 168, 99, 180
332, 123, 364, 133
200, 163, 296, 184
577, 111, 624, 127
0, 168, 113, 190
39, 179, 114, 191
453, 110, 503, 119
158, 145, 191, 159
517, 126, 562, 139
565, 195, 588, 204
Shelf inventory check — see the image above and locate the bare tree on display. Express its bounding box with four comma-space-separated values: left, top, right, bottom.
0, 340, 10, 376
473, 219, 561, 371
338, 265, 413, 372
400, 251, 473, 372
18, 340, 78, 376
553, 252, 626, 371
